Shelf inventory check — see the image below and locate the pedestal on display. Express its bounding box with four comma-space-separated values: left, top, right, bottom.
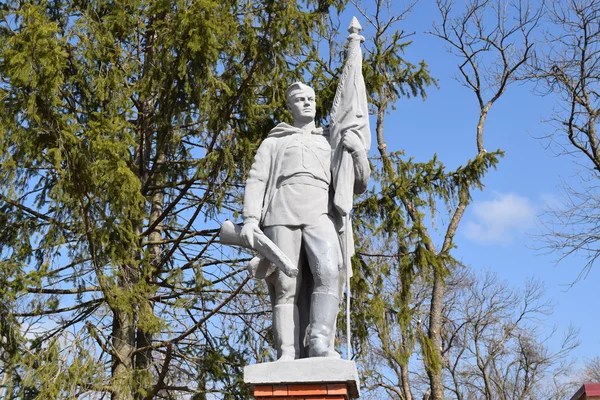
244, 358, 360, 399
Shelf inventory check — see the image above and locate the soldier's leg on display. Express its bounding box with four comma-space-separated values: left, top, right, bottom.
297, 248, 312, 358
302, 214, 342, 357
264, 225, 303, 361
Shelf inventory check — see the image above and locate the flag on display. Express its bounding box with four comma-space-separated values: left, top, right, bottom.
330, 16, 371, 219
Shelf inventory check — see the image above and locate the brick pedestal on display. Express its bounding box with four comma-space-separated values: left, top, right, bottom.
251, 382, 351, 399
244, 358, 360, 399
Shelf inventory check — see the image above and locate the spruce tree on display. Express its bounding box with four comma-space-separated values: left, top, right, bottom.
0, 0, 345, 398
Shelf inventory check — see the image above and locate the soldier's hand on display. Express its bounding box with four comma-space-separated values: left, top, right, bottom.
241, 222, 260, 249
341, 129, 363, 153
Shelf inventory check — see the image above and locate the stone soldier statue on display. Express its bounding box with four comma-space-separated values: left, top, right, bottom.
240, 81, 370, 360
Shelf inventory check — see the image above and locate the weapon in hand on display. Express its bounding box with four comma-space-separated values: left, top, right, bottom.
220, 220, 298, 278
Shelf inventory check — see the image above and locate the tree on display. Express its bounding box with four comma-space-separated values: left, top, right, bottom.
350, 1, 540, 399
0, 1, 573, 399
319, 1, 433, 398
583, 357, 600, 382
442, 270, 579, 400
417, 1, 542, 397
316, 0, 544, 399
530, 0, 600, 281
0, 0, 345, 398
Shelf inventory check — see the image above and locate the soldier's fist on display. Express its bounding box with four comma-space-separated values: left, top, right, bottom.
341, 129, 363, 153
241, 222, 260, 248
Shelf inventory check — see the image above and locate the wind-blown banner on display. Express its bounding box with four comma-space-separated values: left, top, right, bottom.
330, 17, 371, 359
330, 16, 371, 219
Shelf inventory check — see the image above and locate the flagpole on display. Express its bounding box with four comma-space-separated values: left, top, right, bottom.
345, 17, 364, 361
331, 16, 368, 361
345, 214, 351, 360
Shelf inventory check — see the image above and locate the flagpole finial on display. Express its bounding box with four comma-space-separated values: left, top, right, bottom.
348, 16, 362, 34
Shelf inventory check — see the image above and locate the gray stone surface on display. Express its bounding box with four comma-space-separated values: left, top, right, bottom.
244, 358, 360, 398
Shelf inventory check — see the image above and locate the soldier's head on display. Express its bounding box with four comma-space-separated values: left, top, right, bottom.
286, 82, 316, 124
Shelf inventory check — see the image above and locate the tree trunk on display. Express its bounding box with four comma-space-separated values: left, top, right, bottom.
428, 268, 445, 400
112, 266, 137, 400
401, 363, 413, 400
134, 150, 165, 396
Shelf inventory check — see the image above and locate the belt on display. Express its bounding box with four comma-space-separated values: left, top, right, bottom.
279, 175, 329, 190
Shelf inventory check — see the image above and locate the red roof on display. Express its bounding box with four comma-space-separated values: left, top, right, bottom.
570, 383, 600, 400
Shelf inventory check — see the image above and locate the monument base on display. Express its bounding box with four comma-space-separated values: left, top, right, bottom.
244, 358, 360, 399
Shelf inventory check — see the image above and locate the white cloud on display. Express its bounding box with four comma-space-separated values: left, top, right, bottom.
464, 192, 536, 244
539, 192, 561, 209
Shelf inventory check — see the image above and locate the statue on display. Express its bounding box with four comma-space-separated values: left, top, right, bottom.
221, 17, 370, 362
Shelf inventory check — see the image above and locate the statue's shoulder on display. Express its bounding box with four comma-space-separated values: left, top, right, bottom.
318, 126, 331, 138
255, 124, 293, 153
267, 122, 298, 138
312, 127, 331, 146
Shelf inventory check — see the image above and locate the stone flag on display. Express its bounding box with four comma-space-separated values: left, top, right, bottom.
330, 16, 371, 272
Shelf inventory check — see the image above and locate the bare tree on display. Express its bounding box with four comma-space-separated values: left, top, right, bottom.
442, 270, 579, 400
530, 0, 600, 281
344, 1, 541, 399
416, 1, 543, 398
357, 250, 432, 400
583, 357, 600, 382
430, 0, 542, 154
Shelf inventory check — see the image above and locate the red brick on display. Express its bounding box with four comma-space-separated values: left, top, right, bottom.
253, 385, 273, 396
327, 384, 349, 395
287, 384, 328, 396
272, 385, 288, 396
256, 396, 347, 400
255, 397, 306, 400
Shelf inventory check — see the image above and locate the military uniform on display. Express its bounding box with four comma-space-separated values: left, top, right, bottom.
243, 120, 369, 359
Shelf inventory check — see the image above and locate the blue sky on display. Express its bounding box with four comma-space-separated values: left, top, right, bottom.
353, 0, 600, 366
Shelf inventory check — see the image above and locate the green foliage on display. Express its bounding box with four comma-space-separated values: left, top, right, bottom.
0, 0, 346, 397
19, 336, 104, 400
0, 0, 509, 398
363, 35, 435, 109
350, 149, 504, 399
352, 151, 501, 345
418, 328, 442, 375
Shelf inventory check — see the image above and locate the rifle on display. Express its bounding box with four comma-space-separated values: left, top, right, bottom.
220, 220, 298, 279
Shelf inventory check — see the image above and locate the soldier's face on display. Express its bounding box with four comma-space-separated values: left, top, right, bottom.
288, 90, 316, 123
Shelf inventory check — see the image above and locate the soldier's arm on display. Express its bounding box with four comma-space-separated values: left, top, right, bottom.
242, 139, 272, 225
341, 129, 370, 195
240, 139, 273, 248
351, 145, 370, 195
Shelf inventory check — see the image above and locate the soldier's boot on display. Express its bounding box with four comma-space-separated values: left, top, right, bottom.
308, 292, 341, 358
328, 311, 341, 358
273, 304, 299, 361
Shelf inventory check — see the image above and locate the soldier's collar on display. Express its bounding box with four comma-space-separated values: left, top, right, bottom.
268, 122, 325, 137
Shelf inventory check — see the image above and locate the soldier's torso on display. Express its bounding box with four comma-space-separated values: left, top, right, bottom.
278, 133, 331, 183
263, 132, 332, 227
